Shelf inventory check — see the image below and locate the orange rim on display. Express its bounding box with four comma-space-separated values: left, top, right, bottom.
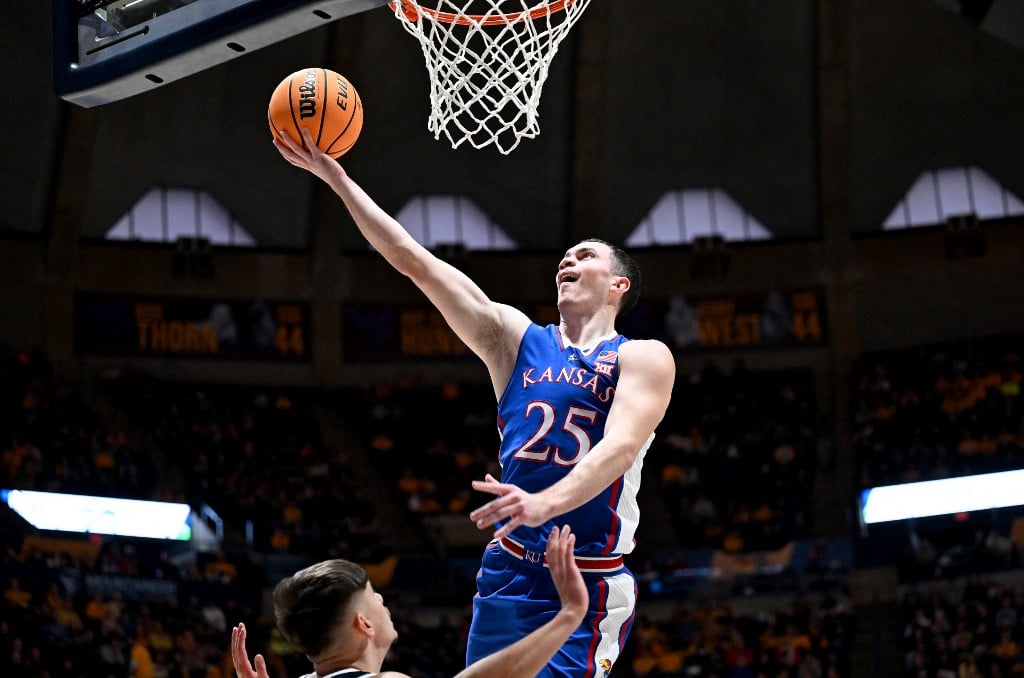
388, 0, 577, 26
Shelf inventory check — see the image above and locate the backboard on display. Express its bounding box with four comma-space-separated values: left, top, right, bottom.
55, 0, 388, 107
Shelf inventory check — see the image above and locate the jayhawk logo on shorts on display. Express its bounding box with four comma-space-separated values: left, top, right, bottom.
599, 658, 613, 677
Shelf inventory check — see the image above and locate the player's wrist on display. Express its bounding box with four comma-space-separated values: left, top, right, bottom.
535, 487, 563, 518
555, 605, 586, 627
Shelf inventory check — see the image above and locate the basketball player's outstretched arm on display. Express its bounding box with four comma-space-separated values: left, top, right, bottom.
273, 130, 528, 381
470, 339, 675, 538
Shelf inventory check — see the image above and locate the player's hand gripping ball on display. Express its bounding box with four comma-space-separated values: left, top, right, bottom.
268, 67, 363, 158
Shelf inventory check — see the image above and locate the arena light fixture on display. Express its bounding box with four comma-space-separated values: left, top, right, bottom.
859, 469, 1024, 525
2, 489, 192, 541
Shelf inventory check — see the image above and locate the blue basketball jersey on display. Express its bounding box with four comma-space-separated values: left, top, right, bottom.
495, 323, 652, 557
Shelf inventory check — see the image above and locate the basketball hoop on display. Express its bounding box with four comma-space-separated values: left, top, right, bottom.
388, 0, 593, 154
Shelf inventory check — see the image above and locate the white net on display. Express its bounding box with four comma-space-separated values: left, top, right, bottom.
389, 0, 593, 154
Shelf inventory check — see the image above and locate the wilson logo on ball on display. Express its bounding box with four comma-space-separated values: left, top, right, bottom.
297, 68, 319, 119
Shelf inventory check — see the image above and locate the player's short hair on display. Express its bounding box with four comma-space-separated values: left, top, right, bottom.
580, 239, 641, 316
273, 559, 369, 658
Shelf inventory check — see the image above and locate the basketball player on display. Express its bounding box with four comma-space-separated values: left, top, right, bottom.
274, 129, 675, 677
231, 525, 586, 678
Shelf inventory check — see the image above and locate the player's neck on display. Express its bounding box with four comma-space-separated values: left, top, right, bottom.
311, 646, 383, 677
558, 313, 617, 352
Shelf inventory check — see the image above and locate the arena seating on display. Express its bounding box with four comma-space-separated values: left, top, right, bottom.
853, 333, 1023, 489
899, 572, 1024, 677
8, 337, 1024, 675
853, 333, 1024, 593
651, 363, 820, 551
105, 372, 390, 563
1, 347, 158, 501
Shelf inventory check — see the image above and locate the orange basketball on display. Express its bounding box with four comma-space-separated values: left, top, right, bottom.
268, 68, 363, 158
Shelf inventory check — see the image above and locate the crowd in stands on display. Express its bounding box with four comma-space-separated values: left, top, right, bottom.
900, 573, 1024, 677
1, 517, 258, 677
18, 340, 1006, 677
106, 373, 389, 563
853, 333, 1023, 490
338, 378, 499, 523
0, 349, 393, 674
623, 594, 850, 678
1, 347, 158, 501
652, 363, 820, 551
854, 332, 1024, 591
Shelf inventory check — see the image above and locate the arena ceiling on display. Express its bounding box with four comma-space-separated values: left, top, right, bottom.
1, 1, 1022, 251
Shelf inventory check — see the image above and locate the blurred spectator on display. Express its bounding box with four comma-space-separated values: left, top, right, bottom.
129, 632, 154, 678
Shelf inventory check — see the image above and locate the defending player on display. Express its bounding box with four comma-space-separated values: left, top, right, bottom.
231, 526, 586, 678
274, 128, 675, 677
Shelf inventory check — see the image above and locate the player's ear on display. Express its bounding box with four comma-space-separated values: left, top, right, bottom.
611, 276, 630, 294
354, 612, 374, 638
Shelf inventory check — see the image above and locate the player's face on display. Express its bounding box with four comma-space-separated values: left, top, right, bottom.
555, 241, 618, 308
362, 582, 398, 648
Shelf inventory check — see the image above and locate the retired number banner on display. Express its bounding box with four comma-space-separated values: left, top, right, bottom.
75, 293, 310, 361
620, 287, 827, 352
